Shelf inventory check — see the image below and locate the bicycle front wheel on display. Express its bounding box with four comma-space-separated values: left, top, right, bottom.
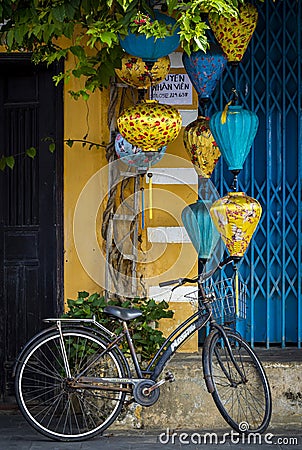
208, 330, 271, 434
15, 328, 127, 441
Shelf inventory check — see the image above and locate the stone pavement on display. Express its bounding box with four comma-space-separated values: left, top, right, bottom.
0, 410, 301, 450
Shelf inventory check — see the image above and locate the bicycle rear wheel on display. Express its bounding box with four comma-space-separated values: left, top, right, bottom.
208, 330, 271, 434
15, 328, 127, 441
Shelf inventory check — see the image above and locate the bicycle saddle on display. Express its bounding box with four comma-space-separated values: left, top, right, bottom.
103, 305, 143, 321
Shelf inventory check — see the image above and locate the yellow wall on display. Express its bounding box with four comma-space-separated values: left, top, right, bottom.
63, 54, 110, 301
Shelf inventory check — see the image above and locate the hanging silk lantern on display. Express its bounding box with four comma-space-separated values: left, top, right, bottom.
119, 11, 180, 63
209, 104, 258, 172
115, 54, 170, 89
210, 192, 262, 257
183, 116, 221, 178
115, 133, 166, 169
117, 100, 182, 151
182, 44, 227, 101
182, 200, 220, 262
208, 3, 258, 63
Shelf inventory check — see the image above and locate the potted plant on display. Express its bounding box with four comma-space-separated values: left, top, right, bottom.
119, 10, 180, 63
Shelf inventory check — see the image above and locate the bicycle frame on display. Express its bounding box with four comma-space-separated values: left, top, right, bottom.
46, 256, 247, 392
56, 299, 215, 391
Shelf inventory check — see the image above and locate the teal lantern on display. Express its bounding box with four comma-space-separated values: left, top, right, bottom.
209, 104, 259, 172
181, 199, 220, 264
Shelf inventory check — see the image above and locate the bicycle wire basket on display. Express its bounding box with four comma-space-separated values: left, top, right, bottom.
185, 277, 247, 325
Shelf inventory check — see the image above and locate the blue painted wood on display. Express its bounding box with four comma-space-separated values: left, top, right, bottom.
297, 0, 302, 349
209, 0, 302, 347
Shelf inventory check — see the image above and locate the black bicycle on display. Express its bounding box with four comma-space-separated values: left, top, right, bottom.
14, 256, 272, 441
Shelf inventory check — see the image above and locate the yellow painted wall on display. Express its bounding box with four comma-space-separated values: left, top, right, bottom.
63, 53, 110, 301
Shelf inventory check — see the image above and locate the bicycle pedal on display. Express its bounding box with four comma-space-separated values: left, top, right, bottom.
165, 371, 175, 383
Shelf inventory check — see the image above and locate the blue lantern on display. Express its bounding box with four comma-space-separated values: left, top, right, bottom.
115, 133, 166, 169
182, 44, 227, 102
119, 11, 180, 63
209, 105, 259, 172
181, 199, 220, 262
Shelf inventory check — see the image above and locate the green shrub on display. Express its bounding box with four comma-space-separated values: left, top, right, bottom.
62, 292, 174, 365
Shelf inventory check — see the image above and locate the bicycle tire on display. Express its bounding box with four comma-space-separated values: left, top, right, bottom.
208, 329, 271, 434
15, 328, 127, 441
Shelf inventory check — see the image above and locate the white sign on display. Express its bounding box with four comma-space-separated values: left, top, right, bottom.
150, 73, 193, 106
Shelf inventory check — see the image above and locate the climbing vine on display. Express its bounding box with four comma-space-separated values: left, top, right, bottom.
0, 1, 265, 98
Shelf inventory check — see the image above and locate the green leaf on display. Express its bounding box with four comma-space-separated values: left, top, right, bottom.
43, 24, 57, 43
167, 0, 178, 15
52, 5, 66, 22
70, 45, 86, 60
83, 305, 91, 315
65, 139, 74, 148
26, 147, 37, 159
64, 22, 74, 39
81, 91, 90, 101
64, 3, 76, 19
6, 155, 15, 169
79, 65, 96, 76
74, 298, 84, 305
99, 31, 116, 46
78, 291, 90, 298
132, 333, 142, 340
72, 68, 83, 78
14, 25, 27, 45
88, 293, 101, 302
6, 29, 14, 48
0, 157, 6, 171
49, 142, 56, 153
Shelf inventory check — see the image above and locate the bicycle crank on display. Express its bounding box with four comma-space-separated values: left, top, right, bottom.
133, 372, 175, 406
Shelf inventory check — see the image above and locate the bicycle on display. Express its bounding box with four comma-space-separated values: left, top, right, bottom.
14, 255, 272, 442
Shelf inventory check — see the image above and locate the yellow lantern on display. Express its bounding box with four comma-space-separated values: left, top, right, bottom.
183, 116, 221, 178
210, 192, 262, 257
208, 3, 258, 63
117, 100, 182, 151
115, 53, 170, 89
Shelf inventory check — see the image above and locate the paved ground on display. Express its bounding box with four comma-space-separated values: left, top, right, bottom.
0, 410, 301, 450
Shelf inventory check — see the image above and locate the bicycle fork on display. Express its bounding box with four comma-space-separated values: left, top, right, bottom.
202, 325, 247, 394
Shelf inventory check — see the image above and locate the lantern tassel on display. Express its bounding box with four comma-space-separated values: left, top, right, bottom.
221, 100, 233, 124
141, 187, 145, 230
147, 172, 153, 219
234, 266, 239, 317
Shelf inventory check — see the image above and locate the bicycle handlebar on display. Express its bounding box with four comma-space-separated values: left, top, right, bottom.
159, 276, 198, 288
158, 256, 240, 288
159, 279, 181, 287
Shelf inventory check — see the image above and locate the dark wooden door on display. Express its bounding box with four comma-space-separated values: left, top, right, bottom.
0, 55, 63, 400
